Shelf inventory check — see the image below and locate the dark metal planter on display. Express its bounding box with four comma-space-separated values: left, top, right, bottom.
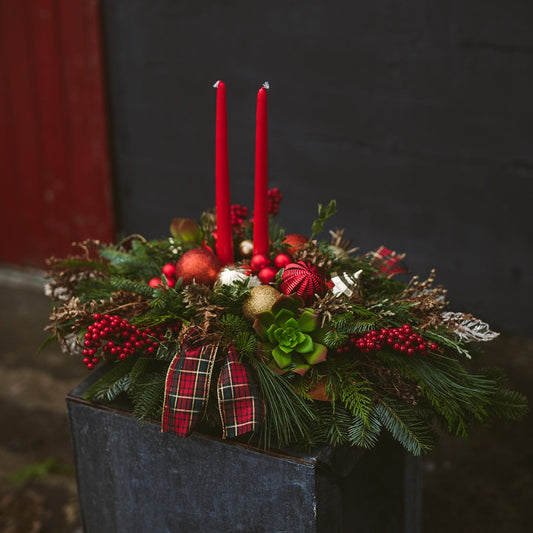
66, 369, 421, 533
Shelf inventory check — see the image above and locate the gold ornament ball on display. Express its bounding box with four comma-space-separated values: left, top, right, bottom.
239, 239, 254, 257
175, 247, 222, 286
242, 285, 281, 321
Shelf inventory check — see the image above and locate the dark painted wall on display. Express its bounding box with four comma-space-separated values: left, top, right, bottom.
101, 0, 533, 335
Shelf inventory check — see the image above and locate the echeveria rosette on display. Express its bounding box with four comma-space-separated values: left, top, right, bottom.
253, 295, 327, 375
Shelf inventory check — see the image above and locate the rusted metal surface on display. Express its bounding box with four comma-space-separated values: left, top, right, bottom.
0, 0, 115, 268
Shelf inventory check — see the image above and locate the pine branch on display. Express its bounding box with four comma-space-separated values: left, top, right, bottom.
348, 406, 382, 449
250, 359, 316, 449
129, 370, 167, 423
109, 278, 156, 299
375, 397, 436, 455
382, 353, 496, 437
338, 379, 374, 423
486, 388, 528, 421
84, 359, 137, 402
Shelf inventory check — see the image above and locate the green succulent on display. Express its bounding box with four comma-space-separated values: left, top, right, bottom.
253, 295, 327, 375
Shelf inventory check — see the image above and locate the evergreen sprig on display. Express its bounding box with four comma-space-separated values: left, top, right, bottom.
250, 359, 316, 449
45, 201, 527, 456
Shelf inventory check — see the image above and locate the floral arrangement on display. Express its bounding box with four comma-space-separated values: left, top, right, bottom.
44, 192, 527, 455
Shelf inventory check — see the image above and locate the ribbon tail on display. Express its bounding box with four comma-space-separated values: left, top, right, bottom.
161, 343, 219, 437
217, 348, 265, 439
370, 246, 408, 276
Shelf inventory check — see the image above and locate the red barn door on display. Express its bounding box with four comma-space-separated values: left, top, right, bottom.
0, 0, 115, 268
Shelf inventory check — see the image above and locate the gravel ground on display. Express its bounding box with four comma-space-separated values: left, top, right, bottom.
0, 279, 531, 532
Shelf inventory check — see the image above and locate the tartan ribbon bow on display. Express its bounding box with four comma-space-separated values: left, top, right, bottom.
161, 336, 264, 439
370, 246, 409, 276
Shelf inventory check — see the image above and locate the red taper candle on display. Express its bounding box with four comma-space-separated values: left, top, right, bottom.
214, 80, 233, 265
253, 84, 269, 255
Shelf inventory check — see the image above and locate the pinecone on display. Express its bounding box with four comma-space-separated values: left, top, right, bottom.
292, 241, 333, 271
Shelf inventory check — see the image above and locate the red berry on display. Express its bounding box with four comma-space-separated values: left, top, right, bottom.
87, 363, 94, 370
430, 343, 438, 351
250, 253, 271, 273
274, 253, 292, 269
161, 263, 176, 278
258, 266, 278, 284
149, 277, 164, 288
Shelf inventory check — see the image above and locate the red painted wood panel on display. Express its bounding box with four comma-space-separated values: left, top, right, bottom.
0, 0, 115, 268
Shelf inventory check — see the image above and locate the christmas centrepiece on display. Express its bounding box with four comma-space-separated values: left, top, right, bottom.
43, 83, 526, 455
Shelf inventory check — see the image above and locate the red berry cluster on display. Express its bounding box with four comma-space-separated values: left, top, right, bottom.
268, 187, 282, 215
336, 324, 438, 357
231, 204, 249, 228
149, 263, 177, 289
250, 252, 292, 284
81, 313, 180, 370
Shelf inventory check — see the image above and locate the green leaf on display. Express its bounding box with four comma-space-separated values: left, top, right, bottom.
272, 346, 292, 368
310, 200, 337, 239
303, 343, 327, 365
274, 308, 294, 326
295, 334, 314, 354
297, 309, 318, 332
253, 312, 275, 340
266, 323, 279, 344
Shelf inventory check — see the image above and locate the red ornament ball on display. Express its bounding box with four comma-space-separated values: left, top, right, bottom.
162, 263, 176, 278
274, 253, 292, 269
280, 261, 328, 305
175, 248, 222, 286
258, 266, 278, 284
250, 253, 270, 273
283, 234, 308, 254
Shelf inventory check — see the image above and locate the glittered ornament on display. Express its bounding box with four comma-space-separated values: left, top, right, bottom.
242, 285, 281, 320
280, 261, 328, 305
283, 234, 308, 254
250, 253, 270, 273
258, 266, 278, 284
215, 266, 261, 289
239, 239, 254, 257
175, 248, 222, 286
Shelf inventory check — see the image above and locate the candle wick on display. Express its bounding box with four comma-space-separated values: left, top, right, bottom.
213, 80, 221, 88
262, 81, 270, 90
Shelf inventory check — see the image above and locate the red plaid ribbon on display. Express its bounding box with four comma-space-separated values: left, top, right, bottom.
370, 246, 408, 276
217, 348, 264, 439
162, 340, 264, 439
161, 343, 219, 437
